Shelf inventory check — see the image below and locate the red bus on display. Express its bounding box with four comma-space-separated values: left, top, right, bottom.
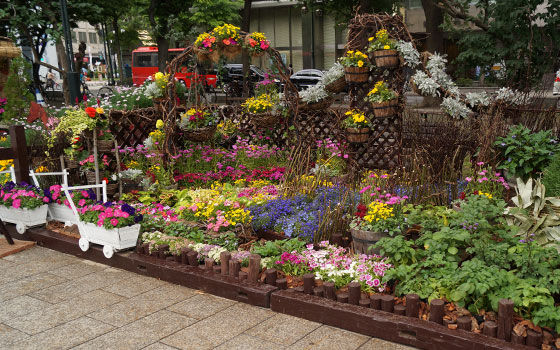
131, 47, 217, 88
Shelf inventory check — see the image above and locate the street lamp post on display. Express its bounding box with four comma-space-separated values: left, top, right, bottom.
59, 0, 81, 103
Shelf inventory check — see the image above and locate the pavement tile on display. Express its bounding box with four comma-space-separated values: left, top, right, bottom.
161, 303, 274, 350
358, 338, 417, 350
0, 257, 75, 284
166, 292, 235, 320
2, 246, 75, 264
0, 273, 68, 303
4, 289, 125, 335
215, 333, 285, 350
286, 325, 370, 350
0, 295, 52, 322
72, 310, 195, 350
88, 284, 197, 327
142, 343, 181, 350
30, 267, 132, 303
5, 316, 114, 350
245, 313, 321, 346
0, 323, 29, 347
102, 274, 167, 298
48, 260, 107, 280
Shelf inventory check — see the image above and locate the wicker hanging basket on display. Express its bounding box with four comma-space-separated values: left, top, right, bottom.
220, 44, 242, 60
0, 37, 21, 59
244, 36, 267, 58
325, 76, 346, 93
298, 97, 334, 112
183, 126, 217, 142
97, 139, 114, 153
371, 97, 399, 118
85, 171, 97, 185
193, 48, 219, 63
64, 157, 79, 169
344, 66, 369, 83
372, 49, 399, 68
249, 112, 278, 128
346, 128, 370, 143
106, 184, 118, 196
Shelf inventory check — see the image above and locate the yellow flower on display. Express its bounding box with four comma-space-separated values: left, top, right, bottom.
35, 166, 48, 173
154, 72, 163, 80
368, 37, 374, 42
357, 60, 364, 68
383, 45, 390, 50
96, 107, 104, 114
156, 119, 164, 129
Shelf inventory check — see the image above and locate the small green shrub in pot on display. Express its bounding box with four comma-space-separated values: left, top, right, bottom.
494, 125, 559, 181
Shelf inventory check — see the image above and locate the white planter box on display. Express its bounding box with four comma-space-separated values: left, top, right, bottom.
0, 205, 48, 233
48, 203, 78, 226
77, 222, 141, 258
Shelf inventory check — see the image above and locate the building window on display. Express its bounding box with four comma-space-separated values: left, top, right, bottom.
78, 31, 87, 43
88, 32, 97, 44
71, 31, 77, 43
406, 0, 422, 8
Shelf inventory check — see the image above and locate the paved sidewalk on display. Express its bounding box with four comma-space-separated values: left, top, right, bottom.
0, 247, 415, 350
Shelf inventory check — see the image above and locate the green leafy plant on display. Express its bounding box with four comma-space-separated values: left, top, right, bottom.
3, 57, 34, 124
494, 125, 558, 180
542, 152, 560, 197
363, 80, 397, 104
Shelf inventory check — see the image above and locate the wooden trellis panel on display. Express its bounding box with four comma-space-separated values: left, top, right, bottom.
108, 108, 159, 148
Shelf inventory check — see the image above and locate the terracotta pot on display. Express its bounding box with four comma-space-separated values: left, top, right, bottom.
346, 128, 370, 143
344, 66, 369, 83
350, 228, 389, 255
372, 49, 399, 68
371, 98, 398, 118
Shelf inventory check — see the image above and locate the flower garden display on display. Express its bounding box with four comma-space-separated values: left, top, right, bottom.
213, 24, 241, 59
96, 129, 114, 153
364, 81, 398, 118
242, 94, 277, 127
245, 32, 270, 57
343, 109, 369, 143
178, 107, 219, 142
47, 108, 99, 150
193, 32, 219, 62
0, 182, 50, 233
298, 84, 333, 111
45, 185, 97, 226
76, 202, 143, 258
321, 62, 346, 93
367, 29, 399, 68
340, 50, 370, 83
144, 72, 170, 112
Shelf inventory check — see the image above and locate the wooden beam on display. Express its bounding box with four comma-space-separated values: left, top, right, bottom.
10, 126, 30, 184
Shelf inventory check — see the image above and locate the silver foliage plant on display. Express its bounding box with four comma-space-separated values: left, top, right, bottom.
441, 97, 472, 119
412, 71, 440, 97
300, 84, 331, 103
496, 87, 524, 105
320, 62, 345, 86
465, 92, 491, 107
144, 82, 163, 99
395, 40, 420, 68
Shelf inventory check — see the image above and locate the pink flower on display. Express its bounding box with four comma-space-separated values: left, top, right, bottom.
110, 218, 119, 226
465, 177, 472, 182
78, 199, 86, 207
12, 199, 21, 209
97, 219, 104, 227
43, 197, 50, 203
477, 161, 484, 166
372, 279, 380, 287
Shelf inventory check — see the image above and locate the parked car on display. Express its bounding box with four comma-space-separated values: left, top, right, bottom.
290, 69, 324, 91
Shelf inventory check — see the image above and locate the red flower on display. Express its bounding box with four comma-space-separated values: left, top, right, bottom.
102, 177, 109, 184
459, 192, 466, 200
355, 204, 367, 218
85, 107, 97, 118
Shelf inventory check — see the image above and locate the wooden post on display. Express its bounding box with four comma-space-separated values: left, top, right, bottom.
457, 316, 471, 331
511, 332, 525, 344
429, 299, 445, 324
526, 330, 542, 348
276, 278, 287, 290
187, 251, 199, 266
204, 258, 215, 272
405, 294, 419, 318
238, 271, 248, 282
348, 282, 361, 305
59, 155, 65, 172
10, 125, 30, 184
265, 269, 277, 286
92, 128, 100, 200
394, 305, 406, 316
323, 281, 336, 300
303, 273, 315, 295
381, 295, 394, 313
483, 321, 498, 338
248, 254, 261, 283
220, 251, 231, 277
497, 299, 514, 341
313, 286, 324, 297
370, 294, 382, 309
229, 259, 240, 277
336, 293, 349, 303
181, 248, 190, 264
358, 299, 370, 307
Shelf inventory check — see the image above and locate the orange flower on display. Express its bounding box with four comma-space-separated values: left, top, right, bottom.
249, 38, 257, 47
222, 38, 230, 45
85, 107, 96, 118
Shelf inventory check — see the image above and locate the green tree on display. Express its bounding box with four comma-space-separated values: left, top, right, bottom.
3, 57, 34, 124
296, 0, 400, 24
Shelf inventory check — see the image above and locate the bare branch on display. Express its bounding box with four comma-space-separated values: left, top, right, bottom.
433, 0, 489, 31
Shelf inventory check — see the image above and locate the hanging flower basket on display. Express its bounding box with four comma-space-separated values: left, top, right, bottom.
350, 227, 389, 255
85, 171, 97, 185
298, 97, 334, 112
344, 67, 369, 83
183, 125, 217, 142
193, 48, 219, 63
48, 203, 77, 226
372, 49, 399, 68
249, 112, 278, 128
219, 44, 242, 60
346, 127, 370, 144
0, 205, 48, 234
106, 184, 118, 197
64, 157, 79, 169
77, 222, 141, 259
371, 97, 399, 118
97, 139, 114, 153
325, 76, 347, 93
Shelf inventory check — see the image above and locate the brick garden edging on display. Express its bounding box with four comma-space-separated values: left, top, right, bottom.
26, 227, 538, 350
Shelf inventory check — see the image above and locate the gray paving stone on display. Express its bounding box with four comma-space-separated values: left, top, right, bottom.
0, 323, 29, 347
2, 246, 77, 264
72, 310, 195, 350
245, 313, 321, 346
0, 273, 68, 303
0, 295, 52, 322
102, 274, 167, 298
0, 258, 75, 284
166, 292, 236, 320
161, 303, 274, 350
4, 289, 125, 335
142, 342, 181, 350
215, 333, 285, 350
88, 284, 197, 327
5, 316, 114, 350
48, 260, 107, 280
286, 325, 370, 350
358, 338, 418, 350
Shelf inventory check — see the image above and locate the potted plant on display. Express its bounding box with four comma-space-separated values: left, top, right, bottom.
213, 24, 242, 59
178, 107, 219, 142
245, 32, 270, 58
193, 32, 219, 62
63, 135, 87, 169
0, 182, 50, 234
76, 202, 143, 258
48, 108, 98, 157
340, 50, 370, 83
321, 62, 346, 94
298, 84, 333, 111
46, 185, 96, 226
79, 154, 110, 184
364, 81, 398, 118
367, 29, 399, 68
96, 128, 114, 153
242, 93, 278, 127
144, 72, 170, 112
343, 109, 369, 143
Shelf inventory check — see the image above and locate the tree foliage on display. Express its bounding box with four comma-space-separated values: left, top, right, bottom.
295, 0, 400, 24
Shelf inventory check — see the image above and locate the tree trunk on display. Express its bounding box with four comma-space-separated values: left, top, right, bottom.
421, 0, 444, 54
157, 34, 169, 73
112, 17, 125, 84
241, 0, 252, 97
55, 39, 71, 105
